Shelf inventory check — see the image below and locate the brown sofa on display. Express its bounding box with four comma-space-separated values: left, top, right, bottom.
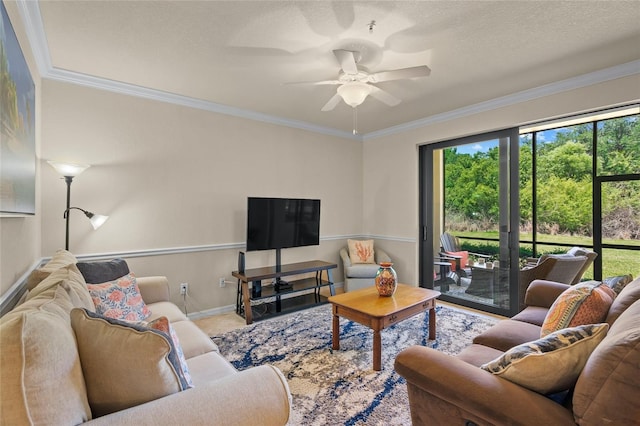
0, 250, 292, 425
395, 277, 640, 425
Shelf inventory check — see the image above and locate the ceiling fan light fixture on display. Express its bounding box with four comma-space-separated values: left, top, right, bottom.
337, 82, 372, 108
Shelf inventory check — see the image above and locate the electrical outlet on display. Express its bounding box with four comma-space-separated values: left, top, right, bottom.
180, 283, 188, 295
219, 277, 226, 288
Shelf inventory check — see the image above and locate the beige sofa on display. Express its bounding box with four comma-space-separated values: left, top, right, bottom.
0, 250, 291, 425
395, 276, 640, 425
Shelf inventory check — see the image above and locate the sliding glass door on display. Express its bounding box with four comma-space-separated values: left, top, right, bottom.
419, 128, 520, 316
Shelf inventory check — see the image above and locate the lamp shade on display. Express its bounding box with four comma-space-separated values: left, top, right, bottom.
337, 82, 373, 108
88, 213, 109, 230
48, 161, 90, 177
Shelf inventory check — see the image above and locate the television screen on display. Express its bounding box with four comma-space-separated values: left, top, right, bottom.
246, 197, 320, 252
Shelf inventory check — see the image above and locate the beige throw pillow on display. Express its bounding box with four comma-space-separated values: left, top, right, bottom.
348, 239, 375, 264
481, 323, 609, 394
70, 308, 191, 417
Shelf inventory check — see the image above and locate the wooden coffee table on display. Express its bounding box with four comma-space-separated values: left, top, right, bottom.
328, 284, 441, 371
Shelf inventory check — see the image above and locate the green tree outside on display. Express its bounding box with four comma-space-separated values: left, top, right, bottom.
443, 114, 640, 277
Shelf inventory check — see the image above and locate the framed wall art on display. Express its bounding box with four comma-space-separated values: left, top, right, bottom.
1, 2, 36, 215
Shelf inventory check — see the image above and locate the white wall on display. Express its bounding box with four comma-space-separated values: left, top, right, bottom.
39, 80, 363, 311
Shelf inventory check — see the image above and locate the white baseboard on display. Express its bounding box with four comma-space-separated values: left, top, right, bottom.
186, 304, 237, 320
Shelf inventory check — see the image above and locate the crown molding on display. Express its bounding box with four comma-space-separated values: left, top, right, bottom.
363, 59, 640, 141
16, 1, 639, 142
46, 67, 362, 141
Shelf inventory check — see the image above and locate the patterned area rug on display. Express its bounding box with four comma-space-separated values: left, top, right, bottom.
212, 303, 499, 426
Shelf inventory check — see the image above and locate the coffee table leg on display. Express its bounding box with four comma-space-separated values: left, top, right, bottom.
429, 305, 436, 340
332, 309, 340, 350
373, 329, 382, 371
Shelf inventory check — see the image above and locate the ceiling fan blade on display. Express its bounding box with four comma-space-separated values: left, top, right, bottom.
321, 93, 342, 111
368, 65, 431, 83
368, 86, 401, 106
283, 79, 341, 86
333, 49, 359, 75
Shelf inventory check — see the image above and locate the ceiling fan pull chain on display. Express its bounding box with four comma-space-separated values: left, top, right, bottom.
353, 107, 358, 135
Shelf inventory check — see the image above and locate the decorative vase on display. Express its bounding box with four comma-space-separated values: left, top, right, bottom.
375, 262, 397, 297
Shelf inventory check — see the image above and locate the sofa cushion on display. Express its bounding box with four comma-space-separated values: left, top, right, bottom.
444, 250, 469, 271
538, 253, 574, 263
481, 323, 609, 394
573, 299, 640, 424
456, 343, 505, 367
345, 263, 381, 278
348, 239, 375, 264
170, 320, 219, 358
605, 276, 640, 325
186, 352, 238, 386
71, 308, 191, 417
541, 281, 615, 337
0, 286, 92, 425
511, 306, 549, 327
77, 258, 130, 283
523, 280, 571, 310
87, 273, 151, 321
25, 249, 77, 290
146, 300, 189, 323
26, 264, 95, 311
473, 319, 543, 352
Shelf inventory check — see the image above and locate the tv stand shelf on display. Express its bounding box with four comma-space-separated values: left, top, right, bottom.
232, 260, 337, 324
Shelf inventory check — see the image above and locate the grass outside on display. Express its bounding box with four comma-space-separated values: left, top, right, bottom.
455, 231, 639, 279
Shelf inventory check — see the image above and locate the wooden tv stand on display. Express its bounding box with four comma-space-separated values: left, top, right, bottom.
232, 260, 337, 325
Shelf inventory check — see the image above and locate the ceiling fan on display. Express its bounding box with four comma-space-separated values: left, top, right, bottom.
287, 49, 431, 112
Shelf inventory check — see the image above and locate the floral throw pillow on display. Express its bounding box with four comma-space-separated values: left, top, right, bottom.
348, 239, 375, 264
146, 316, 193, 388
87, 273, 151, 321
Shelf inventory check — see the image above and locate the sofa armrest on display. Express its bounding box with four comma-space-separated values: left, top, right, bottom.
395, 346, 575, 425
84, 365, 291, 426
136, 276, 171, 304
524, 279, 571, 308
339, 248, 352, 268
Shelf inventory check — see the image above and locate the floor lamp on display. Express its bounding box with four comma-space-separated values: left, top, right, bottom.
48, 161, 109, 250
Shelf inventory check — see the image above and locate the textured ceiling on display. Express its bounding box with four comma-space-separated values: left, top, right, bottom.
30, 1, 640, 136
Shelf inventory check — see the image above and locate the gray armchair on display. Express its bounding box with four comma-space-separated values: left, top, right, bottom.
527, 247, 597, 284
518, 255, 589, 310
340, 246, 391, 292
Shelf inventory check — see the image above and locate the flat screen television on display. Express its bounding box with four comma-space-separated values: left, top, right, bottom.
246, 197, 320, 254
